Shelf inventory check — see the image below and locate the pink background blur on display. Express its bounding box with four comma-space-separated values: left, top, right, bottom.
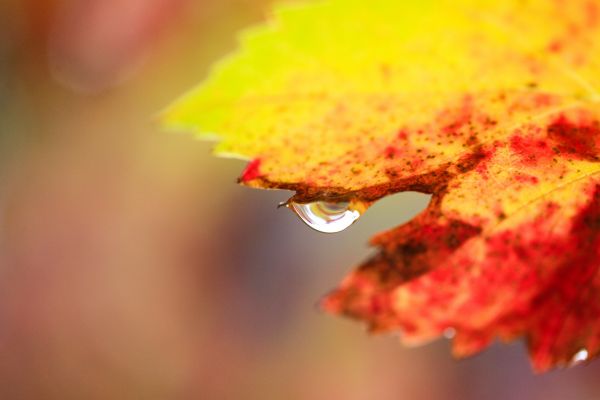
0, 1, 598, 399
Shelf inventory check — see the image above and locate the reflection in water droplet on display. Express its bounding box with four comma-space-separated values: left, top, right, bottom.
288, 199, 368, 233
570, 348, 589, 365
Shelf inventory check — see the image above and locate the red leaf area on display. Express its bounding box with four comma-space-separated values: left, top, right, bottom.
323, 112, 600, 371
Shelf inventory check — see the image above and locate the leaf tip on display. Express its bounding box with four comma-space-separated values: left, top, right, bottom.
238, 158, 263, 183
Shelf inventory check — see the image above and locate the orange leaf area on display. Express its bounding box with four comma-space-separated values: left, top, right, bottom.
164, 0, 600, 371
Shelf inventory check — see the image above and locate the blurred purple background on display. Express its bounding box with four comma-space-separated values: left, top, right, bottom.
0, 0, 599, 399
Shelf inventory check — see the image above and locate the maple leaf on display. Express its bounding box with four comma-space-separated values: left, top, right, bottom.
163, 0, 600, 371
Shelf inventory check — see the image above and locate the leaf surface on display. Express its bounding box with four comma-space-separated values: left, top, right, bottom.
163, 0, 600, 371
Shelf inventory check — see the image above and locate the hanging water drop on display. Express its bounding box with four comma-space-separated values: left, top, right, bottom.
287, 199, 368, 233
570, 348, 589, 365
443, 327, 456, 339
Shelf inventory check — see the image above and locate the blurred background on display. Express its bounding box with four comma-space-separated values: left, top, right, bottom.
0, 0, 599, 399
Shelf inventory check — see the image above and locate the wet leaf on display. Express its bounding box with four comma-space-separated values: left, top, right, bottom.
163, 0, 600, 371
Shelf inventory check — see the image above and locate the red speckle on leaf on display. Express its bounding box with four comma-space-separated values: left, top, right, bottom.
510, 133, 555, 166
397, 129, 409, 140
474, 148, 496, 177
441, 105, 473, 136
547, 40, 563, 53
509, 113, 600, 166
533, 93, 554, 107
432, 95, 477, 140
240, 158, 262, 182
407, 156, 425, 172
514, 173, 539, 185
547, 114, 600, 161
369, 293, 390, 315
384, 145, 401, 159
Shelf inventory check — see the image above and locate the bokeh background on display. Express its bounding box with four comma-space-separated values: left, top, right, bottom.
1, 1, 599, 399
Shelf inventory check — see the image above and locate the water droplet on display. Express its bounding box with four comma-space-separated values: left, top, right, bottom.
287, 199, 368, 233
570, 348, 589, 365
443, 327, 456, 339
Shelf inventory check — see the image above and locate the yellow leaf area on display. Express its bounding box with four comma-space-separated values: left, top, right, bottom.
163, 0, 600, 371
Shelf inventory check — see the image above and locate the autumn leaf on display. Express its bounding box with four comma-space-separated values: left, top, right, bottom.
163, 0, 600, 372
